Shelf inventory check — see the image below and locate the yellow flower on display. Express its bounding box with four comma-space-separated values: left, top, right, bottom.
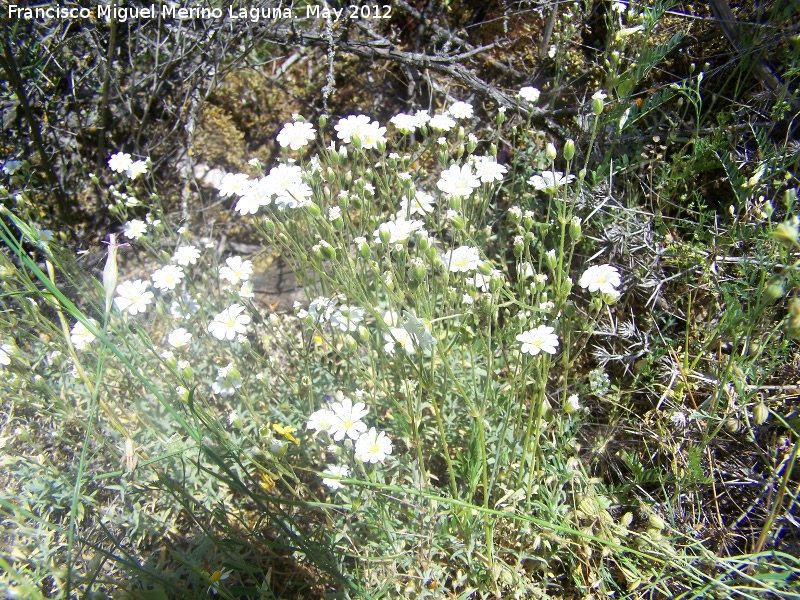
272, 423, 299, 445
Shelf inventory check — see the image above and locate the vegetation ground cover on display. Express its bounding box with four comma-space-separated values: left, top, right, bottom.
0, 1, 799, 598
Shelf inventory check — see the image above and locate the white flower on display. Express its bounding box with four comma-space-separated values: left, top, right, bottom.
108, 152, 133, 173
151, 264, 185, 291
527, 170, 576, 192
330, 305, 365, 332
383, 327, 416, 354
335, 115, 385, 148
592, 90, 608, 102
335, 114, 371, 143
329, 397, 369, 441
373, 219, 424, 244
358, 122, 387, 149
228, 410, 239, 426
472, 156, 507, 183
437, 164, 481, 198
207, 569, 232, 596
239, 281, 254, 299
415, 109, 431, 123
517, 325, 559, 356
2, 160, 22, 175
548, 44, 557, 58
390, 112, 421, 133
446, 246, 482, 273
69, 319, 97, 350
307, 408, 337, 432
114, 279, 154, 315
167, 328, 192, 348
276, 121, 316, 150
519, 86, 541, 103
219, 256, 253, 285
447, 101, 473, 119
123, 219, 147, 240
126, 160, 148, 180
565, 394, 580, 414
0, 343, 12, 366
217, 172, 251, 198
402, 311, 436, 351
355, 427, 393, 464
611, 1, 627, 12
212, 364, 242, 396
173, 245, 200, 266
170, 296, 199, 319
328, 206, 342, 221
579, 264, 621, 295
398, 191, 435, 217
322, 464, 350, 490
308, 296, 337, 322
208, 304, 250, 340
429, 114, 456, 131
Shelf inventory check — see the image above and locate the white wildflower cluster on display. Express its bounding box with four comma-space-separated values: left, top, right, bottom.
389, 110, 430, 133
335, 114, 386, 149
373, 218, 424, 245
437, 164, 481, 198
382, 309, 436, 354
298, 295, 365, 336
219, 164, 313, 215
108, 152, 149, 180
307, 392, 393, 489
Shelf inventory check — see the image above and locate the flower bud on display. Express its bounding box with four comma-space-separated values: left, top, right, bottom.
319, 241, 336, 260
496, 107, 506, 126
426, 246, 439, 264
410, 257, 427, 281
356, 237, 370, 259
351, 134, 363, 151
478, 261, 493, 276
357, 325, 370, 342
489, 273, 504, 292
513, 235, 525, 257
648, 512, 666, 531
546, 143, 557, 161
306, 203, 321, 217
773, 218, 800, 248
592, 91, 606, 115
763, 277, 785, 302
753, 402, 769, 425
448, 195, 462, 211
319, 115, 327, 129
569, 216, 582, 241
378, 224, 391, 245
344, 334, 358, 351
269, 438, 287, 456
545, 249, 557, 270
563, 139, 575, 161
449, 214, 465, 230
